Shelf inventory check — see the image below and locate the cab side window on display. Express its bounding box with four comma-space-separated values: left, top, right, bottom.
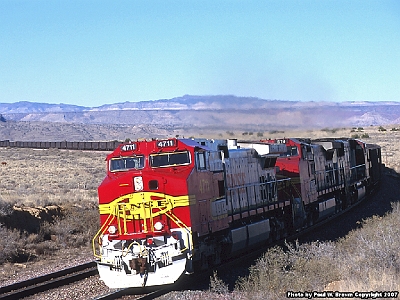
196, 151, 207, 170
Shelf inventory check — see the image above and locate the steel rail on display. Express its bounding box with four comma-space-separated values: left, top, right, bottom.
0, 261, 97, 300
93, 287, 170, 300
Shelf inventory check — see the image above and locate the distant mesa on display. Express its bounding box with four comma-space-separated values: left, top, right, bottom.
0, 96, 400, 129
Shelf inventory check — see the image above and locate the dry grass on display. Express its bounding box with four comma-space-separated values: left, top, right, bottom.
0, 147, 105, 207
232, 242, 340, 299
0, 148, 107, 264
333, 202, 400, 291
197, 203, 400, 299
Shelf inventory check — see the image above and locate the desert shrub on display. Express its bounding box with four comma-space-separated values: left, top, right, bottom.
235, 203, 400, 298
378, 126, 387, 132
28, 206, 99, 259
361, 133, 370, 139
235, 241, 340, 299
40, 206, 99, 248
209, 271, 229, 295
0, 205, 100, 264
0, 199, 13, 217
257, 132, 263, 137
0, 226, 24, 263
236, 203, 400, 299
29, 240, 59, 256
351, 134, 360, 139
0, 224, 35, 264
321, 128, 338, 134
335, 202, 400, 289
269, 130, 285, 134
235, 205, 400, 298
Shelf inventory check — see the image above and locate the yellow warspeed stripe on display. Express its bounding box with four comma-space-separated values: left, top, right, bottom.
99, 192, 196, 220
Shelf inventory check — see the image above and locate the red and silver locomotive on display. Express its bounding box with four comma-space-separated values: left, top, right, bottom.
92, 137, 381, 288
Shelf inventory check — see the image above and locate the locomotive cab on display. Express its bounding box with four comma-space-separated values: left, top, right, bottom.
93, 139, 196, 288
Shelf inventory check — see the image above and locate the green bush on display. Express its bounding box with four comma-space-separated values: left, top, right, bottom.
269, 130, 285, 135
361, 133, 370, 139
321, 128, 338, 134
378, 126, 387, 132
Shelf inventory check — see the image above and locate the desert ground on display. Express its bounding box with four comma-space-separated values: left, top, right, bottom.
1, 125, 400, 299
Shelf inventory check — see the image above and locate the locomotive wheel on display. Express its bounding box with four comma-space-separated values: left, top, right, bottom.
200, 253, 209, 271
306, 211, 314, 227
213, 247, 222, 265
335, 198, 342, 213
270, 219, 282, 241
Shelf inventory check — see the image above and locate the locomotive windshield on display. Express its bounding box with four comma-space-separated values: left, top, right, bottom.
150, 151, 191, 168
109, 156, 144, 172
281, 146, 298, 157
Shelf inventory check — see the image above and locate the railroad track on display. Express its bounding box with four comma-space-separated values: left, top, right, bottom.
0, 261, 97, 300
94, 287, 170, 300
0, 261, 171, 300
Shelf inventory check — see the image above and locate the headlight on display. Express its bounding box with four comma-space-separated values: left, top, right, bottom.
154, 221, 163, 231
108, 225, 117, 234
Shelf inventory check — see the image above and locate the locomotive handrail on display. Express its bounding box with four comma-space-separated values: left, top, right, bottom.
276, 177, 300, 201
92, 213, 117, 258
226, 179, 282, 206
164, 210, 192, 235
225, 179, 278, 191
164, 210, 192, 253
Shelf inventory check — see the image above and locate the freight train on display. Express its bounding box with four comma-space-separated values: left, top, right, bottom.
92, 137, 381, 288
0, 140, 122, 151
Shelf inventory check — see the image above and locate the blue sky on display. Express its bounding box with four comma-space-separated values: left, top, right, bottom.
1, 0, 399, 107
